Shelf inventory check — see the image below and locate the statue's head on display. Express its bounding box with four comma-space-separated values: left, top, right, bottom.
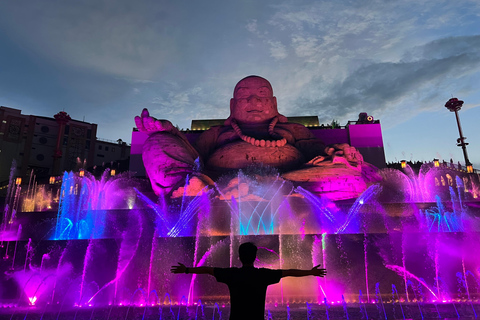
225, 75, 287, 125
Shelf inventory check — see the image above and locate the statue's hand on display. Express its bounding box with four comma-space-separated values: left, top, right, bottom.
135, 108, 177, 134
325, 143, 363, 165
307, 155, 326, 166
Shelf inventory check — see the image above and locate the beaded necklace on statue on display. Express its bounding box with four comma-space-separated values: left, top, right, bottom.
231, 117, 287, 148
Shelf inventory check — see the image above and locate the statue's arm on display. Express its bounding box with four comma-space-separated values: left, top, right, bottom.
289, 124, 327, 161
325, 143, 363, 165
291, 124, 363, 165
194, 126, 221, 161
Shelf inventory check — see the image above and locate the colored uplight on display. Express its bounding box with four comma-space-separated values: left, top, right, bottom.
49, 176, 56, 184
401, 160, 406, 168
433, 159, 440, 167
28, 296, 37, 305
110, 169, 116, 176
15, 177, 21, 185
467, 165, 473, 173
79, 169, 85, 177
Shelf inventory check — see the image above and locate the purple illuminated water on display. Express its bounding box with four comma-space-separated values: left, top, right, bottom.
1, 162, 480, 319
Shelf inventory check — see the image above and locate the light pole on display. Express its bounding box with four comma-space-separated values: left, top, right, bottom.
444, 98, 473, 172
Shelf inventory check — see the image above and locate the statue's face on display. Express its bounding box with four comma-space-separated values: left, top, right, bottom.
230, 77, 278, 124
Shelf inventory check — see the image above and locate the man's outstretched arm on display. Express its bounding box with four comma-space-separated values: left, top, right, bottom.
170, 263, 215, 276
281, 264, 326, 278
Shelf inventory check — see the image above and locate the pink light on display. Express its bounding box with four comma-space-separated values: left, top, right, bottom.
326, 202, 336, 208
28, 296, 37, 305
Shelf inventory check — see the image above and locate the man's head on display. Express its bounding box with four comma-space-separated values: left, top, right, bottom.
226, 75, 286, 125
239, 242, 257, 265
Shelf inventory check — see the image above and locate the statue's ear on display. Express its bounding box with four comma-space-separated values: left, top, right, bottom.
272, 97, 288, 123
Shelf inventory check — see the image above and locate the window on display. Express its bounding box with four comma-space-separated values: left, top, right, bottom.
97, 154, 105, 157
98, 145, 102, 150
41, 126, 49, 133
64, 125, 69, 135
39, 137, 48, 144
36, 154, 45, 161
112, 147, 115, 152
105, 146, 109, 151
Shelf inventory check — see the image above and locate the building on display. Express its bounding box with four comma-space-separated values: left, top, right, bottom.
0, 106, 130, 186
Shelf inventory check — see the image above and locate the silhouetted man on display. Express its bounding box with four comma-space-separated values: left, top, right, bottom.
171, 242, 327, 320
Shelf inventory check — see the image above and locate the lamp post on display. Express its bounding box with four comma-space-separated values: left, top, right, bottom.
444, 98, 472, 171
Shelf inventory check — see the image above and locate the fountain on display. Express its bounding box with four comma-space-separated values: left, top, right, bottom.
0, 160, 479, 319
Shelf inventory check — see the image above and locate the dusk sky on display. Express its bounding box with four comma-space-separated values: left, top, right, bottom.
1, 0, 479, 167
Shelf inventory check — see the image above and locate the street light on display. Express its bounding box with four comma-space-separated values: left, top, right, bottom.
445, 98, 472, 171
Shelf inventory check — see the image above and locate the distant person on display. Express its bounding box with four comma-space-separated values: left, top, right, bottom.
171, 242, 327, 320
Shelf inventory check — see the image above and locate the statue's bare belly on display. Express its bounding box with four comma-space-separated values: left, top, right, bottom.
207, 141, 305, 171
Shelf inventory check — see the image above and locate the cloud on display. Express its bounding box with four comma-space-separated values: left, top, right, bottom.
291, 35, 480, 125
0, 1, 178, 80
149, 84, 229, 125
291, 35, 318, 58
237, 1, 480, 130
267, 40, 288, 60
246, 19, 259, 35
405, 35, 480, 61
1, 0, 480, 153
